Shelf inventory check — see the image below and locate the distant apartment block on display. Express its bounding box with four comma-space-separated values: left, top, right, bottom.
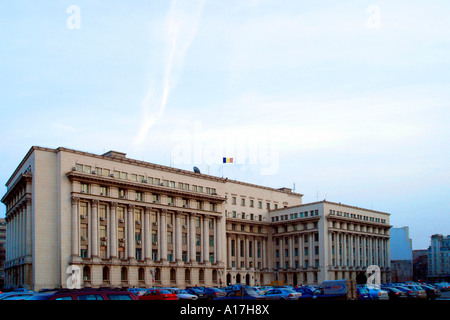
428, 234, 450, 281
390, 227, 413, 282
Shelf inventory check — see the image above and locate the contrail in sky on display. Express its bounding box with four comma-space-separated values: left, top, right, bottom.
134, 0, 206, 146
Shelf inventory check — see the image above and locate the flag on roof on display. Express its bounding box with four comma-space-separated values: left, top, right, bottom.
223, 157, 233, 163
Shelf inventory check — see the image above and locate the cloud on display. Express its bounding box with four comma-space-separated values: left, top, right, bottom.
133, 0, 206, 147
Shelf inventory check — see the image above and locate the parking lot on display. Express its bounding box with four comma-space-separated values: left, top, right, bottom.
1, 280, 449, 301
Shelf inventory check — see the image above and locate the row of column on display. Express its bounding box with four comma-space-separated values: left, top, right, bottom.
5, 198, 32, 263
227, 234, 268, 270
71, 197, 224, 264
329, 231, 390, 269
276, 232, 316, 269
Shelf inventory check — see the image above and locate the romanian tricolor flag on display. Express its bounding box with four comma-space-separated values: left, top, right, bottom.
223, 157, 234, 163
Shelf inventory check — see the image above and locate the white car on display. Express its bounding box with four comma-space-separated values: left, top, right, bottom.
172, 289, 198, 300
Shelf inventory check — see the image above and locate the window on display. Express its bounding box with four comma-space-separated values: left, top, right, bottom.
241, 198, 245, 206
80, 202, 88, 217
100, 186, 107, 196
107, 294, 133, 300
136, 249, 142, 261
78, 295, 103, 301
81, 184, 89, 193
232, 197, 237, 205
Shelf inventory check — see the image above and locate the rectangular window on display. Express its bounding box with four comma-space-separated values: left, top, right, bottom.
81, 184, 89, 193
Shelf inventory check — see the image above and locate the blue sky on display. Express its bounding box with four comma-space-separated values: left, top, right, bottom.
1, 0, 449, 249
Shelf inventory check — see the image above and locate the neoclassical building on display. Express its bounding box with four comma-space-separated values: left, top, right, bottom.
1, 146, 391, 291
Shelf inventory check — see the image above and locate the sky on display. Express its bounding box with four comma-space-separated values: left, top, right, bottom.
0, 0, 449, 250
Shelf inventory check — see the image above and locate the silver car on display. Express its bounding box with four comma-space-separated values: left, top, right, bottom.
171, 289, 198, 300
264, 288, 301, 300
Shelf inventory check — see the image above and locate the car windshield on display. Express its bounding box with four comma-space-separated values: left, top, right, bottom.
159, 290, 172, 294
177, 290, 188, 294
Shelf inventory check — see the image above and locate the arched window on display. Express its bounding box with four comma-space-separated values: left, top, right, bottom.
121, 267, 128, 281
138, 267, 145, 281
170, 268, 176, 282
83, 266, 91, 281
102, 266, 110, 281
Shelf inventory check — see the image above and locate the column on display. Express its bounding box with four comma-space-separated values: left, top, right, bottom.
262, 238, 267, 269
328, 231, 332, 268
237, 235, 241, 268
289, 236, 294, 269
279, 237, 284, 269
144, 207, 152, 262
110, 202, 118, 259
308, 233, 313, 267
175, 211, 182, 262
127, 204, 135, 260
189, 214, 196, 262
343, 233, 347, 268
227, 235, 232, 268
349, 234, 354, 267
203, 215, 209, 263
160, 209, 167, 262
25, 198, 32, 259
356, 235, 361, 268
215, 217, 222, 264
91, 200, 99, 258
71, 196, 80, 257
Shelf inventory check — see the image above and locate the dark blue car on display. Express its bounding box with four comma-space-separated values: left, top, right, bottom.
214, 287, 265, 300
357, 286, 372, 300
294, 287, 314, 299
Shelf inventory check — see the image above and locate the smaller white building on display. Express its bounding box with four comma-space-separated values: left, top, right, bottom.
269, 201, 391, 284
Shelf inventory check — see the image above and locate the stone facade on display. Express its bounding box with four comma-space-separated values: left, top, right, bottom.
1, 146, 391, 291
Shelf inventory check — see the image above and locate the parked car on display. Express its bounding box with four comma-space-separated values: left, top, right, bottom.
27, 288, 138, 300
383, 287, 407, 300
421, 284, 441, 300
254, 286, 272, 295
365, 286, 389, 300
264, 288, 301, 300
139, 289, 178, 301
128, 287, 147, 296
204, 287, 226, 300
2, 294, 35, 300
394, 286, 419, 299
185, 287, 206, 299
356, 287, 372, 300
169, 288, 198, 300
434, 282, 450, 291
0, 292, 35, 300
294, 286, 314, 299
403, 285, 427, 299
214, 287, 266, 300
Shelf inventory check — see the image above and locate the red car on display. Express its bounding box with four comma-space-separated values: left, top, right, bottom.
139, 289, 178, 300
